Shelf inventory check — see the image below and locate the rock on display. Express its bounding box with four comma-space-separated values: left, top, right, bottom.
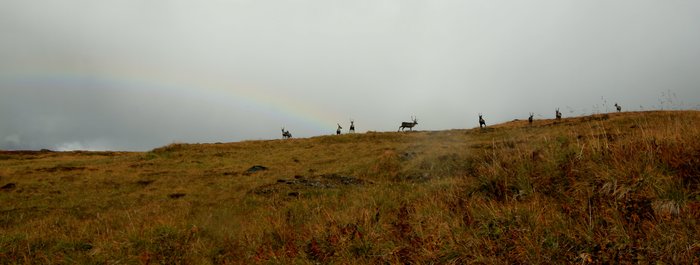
245, 165, 268, 174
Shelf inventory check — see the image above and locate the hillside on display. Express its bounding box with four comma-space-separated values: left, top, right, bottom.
1, 111, 699, 264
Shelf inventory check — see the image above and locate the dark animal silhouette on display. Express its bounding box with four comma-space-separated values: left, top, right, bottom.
349, 119, 355, 133
615, 103, 621, 112
555, 108, 562, 120
336, 123, 342, 135
479, 113, 486, 128
528, 112, 534, 124
398, 116, 418, 131
281, 127, 292, 139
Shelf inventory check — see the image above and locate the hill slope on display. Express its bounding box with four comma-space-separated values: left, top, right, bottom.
1, 111, 699, 263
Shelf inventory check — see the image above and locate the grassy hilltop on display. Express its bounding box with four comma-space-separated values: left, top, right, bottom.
1, 111, 699, 264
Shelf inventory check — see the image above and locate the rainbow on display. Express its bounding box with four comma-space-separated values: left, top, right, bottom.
1, 69, 342, 136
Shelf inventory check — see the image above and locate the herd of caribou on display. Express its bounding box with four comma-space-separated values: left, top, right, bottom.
282, 103, 623, 139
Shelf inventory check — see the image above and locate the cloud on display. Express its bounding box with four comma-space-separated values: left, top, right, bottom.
2, 135, 20, 149
54, 142, 90, 152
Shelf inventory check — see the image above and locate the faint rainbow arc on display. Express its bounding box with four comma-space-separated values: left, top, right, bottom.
1, 70, 340, 135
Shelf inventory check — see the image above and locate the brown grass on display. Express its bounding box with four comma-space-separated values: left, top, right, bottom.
1, 110, 699, 264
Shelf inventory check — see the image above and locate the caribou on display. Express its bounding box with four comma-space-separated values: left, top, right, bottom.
336, 123, 343, 135
349, 119, 355, 133
398, 116, 418, 132
281, 127, 292, 139
615, 103, 621, 112
555, 108, 562, 120
528, 112, 534, 124
478, 113, 486, 128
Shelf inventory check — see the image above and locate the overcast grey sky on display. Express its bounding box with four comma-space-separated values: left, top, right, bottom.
1, 0, 699, 151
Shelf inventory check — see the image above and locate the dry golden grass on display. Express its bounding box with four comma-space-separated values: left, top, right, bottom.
1, 110, 699, 264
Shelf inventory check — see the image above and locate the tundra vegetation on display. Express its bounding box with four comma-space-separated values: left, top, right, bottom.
1, 111, 699, 264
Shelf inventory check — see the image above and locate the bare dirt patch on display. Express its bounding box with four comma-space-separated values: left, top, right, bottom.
1, 183, 16, 191
250, 174, 368, 197
36, 165, 87, 173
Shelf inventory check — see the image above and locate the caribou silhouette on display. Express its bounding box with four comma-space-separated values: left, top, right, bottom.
281, 127, 292, 139
615, 103, 621, 112
528, 112, 534, 124
398, 116, 418, 132
478, 113, 486, 128
349, 119, 355, 133
336, 123, 343, 135
555, 108, 562, 120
